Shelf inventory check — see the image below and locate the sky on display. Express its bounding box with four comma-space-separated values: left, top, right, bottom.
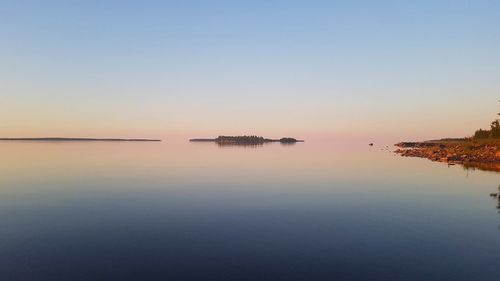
1, 0, 499, 142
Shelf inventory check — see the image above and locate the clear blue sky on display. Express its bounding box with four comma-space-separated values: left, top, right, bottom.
1, 0, 499, 141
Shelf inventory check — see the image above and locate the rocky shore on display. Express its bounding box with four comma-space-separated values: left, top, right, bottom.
394, 139, 500, 172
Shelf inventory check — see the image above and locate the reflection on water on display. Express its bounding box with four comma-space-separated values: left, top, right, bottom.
0, 140, 499, 281
490, 185, 500, 214
214, 142, 297, 148
463, 162, 500, 173
216, 142, 266, 148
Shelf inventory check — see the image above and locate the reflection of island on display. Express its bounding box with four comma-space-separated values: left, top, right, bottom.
0, 138, 161, 142
190, 135, 304, 145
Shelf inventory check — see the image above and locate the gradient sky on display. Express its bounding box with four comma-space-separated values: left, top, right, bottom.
1, 0, 499, 142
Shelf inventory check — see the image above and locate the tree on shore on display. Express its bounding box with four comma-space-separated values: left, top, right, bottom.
491, 120, 500, 138
473, 100, 500, 139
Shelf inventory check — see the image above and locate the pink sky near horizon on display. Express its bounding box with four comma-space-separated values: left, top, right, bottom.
1, 97, 496, 144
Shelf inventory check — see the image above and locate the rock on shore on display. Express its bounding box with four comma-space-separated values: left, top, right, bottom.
394, 140, 500, 172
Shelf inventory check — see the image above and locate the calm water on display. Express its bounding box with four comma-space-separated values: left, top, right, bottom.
0, 140, 499, 281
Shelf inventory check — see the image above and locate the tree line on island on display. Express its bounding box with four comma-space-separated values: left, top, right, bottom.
190, 135, 303, 144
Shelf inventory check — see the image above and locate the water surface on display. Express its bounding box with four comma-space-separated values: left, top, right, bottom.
0, 141, 499, 281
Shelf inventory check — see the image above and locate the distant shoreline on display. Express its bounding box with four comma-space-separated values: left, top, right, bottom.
0, 138, 161, 142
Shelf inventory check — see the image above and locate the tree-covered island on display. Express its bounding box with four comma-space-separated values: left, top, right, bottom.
189, 135, 303, 144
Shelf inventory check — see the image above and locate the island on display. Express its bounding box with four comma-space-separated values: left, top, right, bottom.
394, 108, 499, 172
189, 135, 304, 145
0, 138, 161, 142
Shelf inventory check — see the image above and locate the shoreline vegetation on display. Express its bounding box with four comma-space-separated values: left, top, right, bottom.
0, 138, 161, 142
394, 104, 500, 172
190, 135, 304, 145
